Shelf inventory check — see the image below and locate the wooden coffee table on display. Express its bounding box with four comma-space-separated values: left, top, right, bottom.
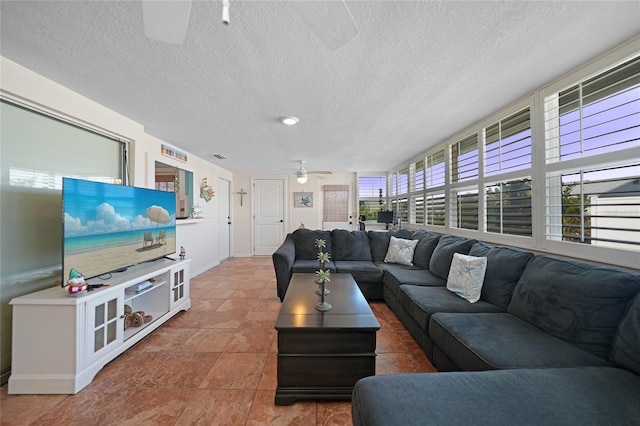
274, 273, 380, 405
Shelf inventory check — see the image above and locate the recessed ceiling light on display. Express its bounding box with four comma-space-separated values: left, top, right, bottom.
280, 116, 299, 126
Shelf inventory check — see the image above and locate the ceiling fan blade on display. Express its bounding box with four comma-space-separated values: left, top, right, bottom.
309, 171, 333, 175
142, 0, 192, 45
293, 1, 359, 51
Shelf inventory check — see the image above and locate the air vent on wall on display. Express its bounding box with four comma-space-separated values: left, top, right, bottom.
211, 154, 226, 159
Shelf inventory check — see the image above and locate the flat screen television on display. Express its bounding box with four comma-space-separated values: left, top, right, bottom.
377, 211, 394, 224
62, 177, 177, 281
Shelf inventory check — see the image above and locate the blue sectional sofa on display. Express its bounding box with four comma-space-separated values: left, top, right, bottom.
272, 228, 640, 425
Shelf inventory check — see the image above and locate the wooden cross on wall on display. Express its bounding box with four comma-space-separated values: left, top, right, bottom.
235, 188, 248, 206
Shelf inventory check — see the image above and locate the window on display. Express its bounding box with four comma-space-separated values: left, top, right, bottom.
486, 179, 532, 236
397, 197, 409, 225
547, 57, 640, 163
412, 160, 425, 191
424, 150, 446, 227
544, 56, 640, 251
426, 150, 445, 188
451, 134, 479, 182
451, 134, 479, 230
546, 165, 639, 248
406, 160, 426, 225
454, 189, 479, 230
485, 108, 531, 176
424, 192, 445, 226
358, 175, 386, 220
411, 195, 424, 225
484, 108, 533, 236
398, 167, 409, 195
390, 173, 397, 196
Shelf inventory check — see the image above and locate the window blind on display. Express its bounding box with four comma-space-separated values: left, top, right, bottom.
412, 195, 425, 225
451, 134, 479, 182
485, 108, 532, 176
426, 150, 445, 188
546, 57, 640, 163
486, 178, 532, 236
412, 160, 425, 191
455, 189, 479, 230
358, 175, 386, 220
323, 185, 349, 222
398, 167, 409, 195
544, 55, 640, 251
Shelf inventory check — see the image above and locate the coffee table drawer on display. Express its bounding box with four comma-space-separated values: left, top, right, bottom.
278, 330, 376, 354
278, 355, 375, 387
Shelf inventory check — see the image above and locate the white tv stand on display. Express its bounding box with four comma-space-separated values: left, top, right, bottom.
8, 258, 190, 394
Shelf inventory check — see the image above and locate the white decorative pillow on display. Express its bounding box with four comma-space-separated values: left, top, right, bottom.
446, 253, 488, 303
384, 236, 419, 266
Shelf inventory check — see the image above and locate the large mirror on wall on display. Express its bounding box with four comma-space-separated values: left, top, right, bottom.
155, 161, 193, 219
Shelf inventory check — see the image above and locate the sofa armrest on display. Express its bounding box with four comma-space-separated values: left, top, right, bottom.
273, 234, 296, 301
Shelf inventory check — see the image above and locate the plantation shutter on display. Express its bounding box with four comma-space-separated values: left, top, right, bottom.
451, 134, 479, 182
544, 55, 640, 250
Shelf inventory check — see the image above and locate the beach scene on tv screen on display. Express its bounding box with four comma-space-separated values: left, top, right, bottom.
63, 179, 177, 280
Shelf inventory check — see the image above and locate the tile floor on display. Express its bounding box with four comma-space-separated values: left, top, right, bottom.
1, 257, 436, 425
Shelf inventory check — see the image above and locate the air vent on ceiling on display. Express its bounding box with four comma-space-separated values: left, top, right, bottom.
211, 154, 226, 159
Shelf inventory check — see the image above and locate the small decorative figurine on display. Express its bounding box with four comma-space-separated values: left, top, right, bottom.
180, 246, 186, 260
66, 268, 88, 296
192, 204, 203, 219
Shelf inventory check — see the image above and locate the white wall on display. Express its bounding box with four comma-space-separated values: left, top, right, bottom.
0, 57, 238, 379
231, 172, 359, 256
1, 56, 233, 275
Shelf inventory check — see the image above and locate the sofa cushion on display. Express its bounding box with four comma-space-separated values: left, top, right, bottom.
352, 367, 640, 426
446, 253, 487, 303
398, 285, 502, 332
334, 261, 383, 283
611, 293, 640, 375
292, 229, 332, 260
384, 236, 418, 265
508, 255, 640, 360
469, 242, 534, 310
291, 259, 336, 274
383, 264, 446, 294
430, 312, 609, 371
331, 230, 372, 261
368, 229, 413, 262
411, 231, 441, 269
429, 235, 477, 279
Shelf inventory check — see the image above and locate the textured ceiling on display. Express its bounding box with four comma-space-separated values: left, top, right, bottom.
1, 1, 639, 174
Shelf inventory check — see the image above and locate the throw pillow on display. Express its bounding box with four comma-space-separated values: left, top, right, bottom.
446, 253, 488, 303
384, 236, 419, 266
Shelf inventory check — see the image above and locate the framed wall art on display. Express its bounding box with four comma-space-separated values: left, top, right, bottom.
294, 192, 313, 207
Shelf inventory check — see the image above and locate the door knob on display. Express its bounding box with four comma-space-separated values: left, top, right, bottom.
279, 219, 283, 223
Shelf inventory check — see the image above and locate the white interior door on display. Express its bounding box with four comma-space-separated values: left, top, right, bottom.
218, 178, 231, 261
253, 179, 285, 255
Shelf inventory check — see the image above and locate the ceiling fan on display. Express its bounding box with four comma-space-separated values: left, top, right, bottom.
294, 160, 332, 184
142, 0, 359, 50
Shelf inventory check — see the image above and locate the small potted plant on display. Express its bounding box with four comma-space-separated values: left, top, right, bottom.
314, 238, 332, 311
314, 239, 331, 294
315, 269, 332, 311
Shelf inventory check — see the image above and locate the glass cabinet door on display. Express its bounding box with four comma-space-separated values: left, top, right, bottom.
86, 293, 123, 365
171, 268, 188, 309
